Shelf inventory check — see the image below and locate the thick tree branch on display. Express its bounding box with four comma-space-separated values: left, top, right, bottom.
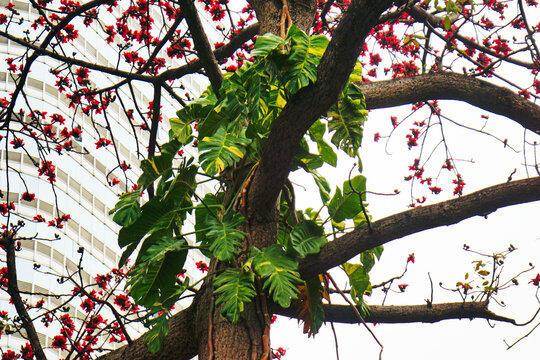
98, 304, 198, 360
275, 301, 516, 324
178, 0, 223, 94
300, 176, 540, 278
406, 5, 535, 69
159, 23, 259, 81
359, 72, 540, 135
247, 0, 395, 221
5, 239, 48, 360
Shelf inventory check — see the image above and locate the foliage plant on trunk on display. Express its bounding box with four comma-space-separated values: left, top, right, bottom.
110, 25, 377, 354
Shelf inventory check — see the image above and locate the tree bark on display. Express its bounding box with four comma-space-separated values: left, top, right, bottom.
359, 72, 540, 135
299, 176, 540, 278
275, 300, 517, 324
247, 0, 317, 34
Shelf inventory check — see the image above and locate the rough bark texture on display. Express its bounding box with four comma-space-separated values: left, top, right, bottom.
276, 301, 516, 324
99, 303, 198, 360
359, 72, 540, 135
248, 0, 317, 34
247, 0, 395, 222
299, 176, 540, 278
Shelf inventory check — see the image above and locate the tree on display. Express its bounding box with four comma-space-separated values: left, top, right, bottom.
1, 0, 540, 359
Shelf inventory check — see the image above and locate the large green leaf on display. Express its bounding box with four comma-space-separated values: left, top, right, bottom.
343, 262, 371, 305
194, 192, 224, 247
143, 313, 169, 353
251, 245, 303, 308
206, 212, 246, 262
109, 187, 143, 226
118, 165, 197, 250
214, 268, 257, 323
252, 33, 287, 58
176, 89, 218, 139
327, 83, 368, 157
198, 126, 251, 176
170, 117, 193, 145
117, 196, 175, 248
282, 25, 329, 94
138, 140, 182, 188
287, 220, 327, 258
327, 175, 367, 223
128, 236, 189, 307
311, 171, 331, 204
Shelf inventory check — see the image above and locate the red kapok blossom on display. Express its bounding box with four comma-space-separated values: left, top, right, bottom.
529, 273, 540, 286
95, 138, 112, 149
21, 192, 35, 201
398, 284, 408, 292
196, 261, 208, 273
407, 253, 415, 264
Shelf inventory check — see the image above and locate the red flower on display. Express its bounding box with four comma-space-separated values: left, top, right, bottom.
10, 137, 24, 149
407, 253, 415, 264
95, 138, 112, 149
529, 273, 540, 286
51, 335, 68, 350
398, 284, 408, 292
429, 186, 442, 194
196, 261, 208, 273
38, 161, 56, 183
114, 294, 132, 311
273, 347, 286, 359
20, 343, 33, 359
0, 267, 8, 288
110, 178, 120, 186
21, 192, 35, 201
120, 161, 130, 171
33, 214, 46, 222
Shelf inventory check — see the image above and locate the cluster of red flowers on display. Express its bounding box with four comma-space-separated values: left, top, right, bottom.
196, 261, 209, 273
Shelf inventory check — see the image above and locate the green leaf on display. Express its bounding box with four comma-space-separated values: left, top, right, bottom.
252, 33, 287, 58
176, 89, 219, 139
109, 187, 143, 226
118, 166, 197, 250
444, 15, 452, 31
288, 220, 327, 258
214, 269, 256, 322
170, 117, 193, 145
317, 140, 337, 167
160, 164, 197, 206
372, 245, 384, 260
206, 212, 246, 262
138, 139, 181, 188
281, 25, 329, 94
128, 236, 189, 307
311, 171, 331, 204
343, 263, 370, 304
251, 245, 303, 308
328, 175, 367, 223
327, 83, 368, 157
143, 313, 169, 353
360, 251, 375, 274
194, 192, 224, 246
198, 127, 251, 176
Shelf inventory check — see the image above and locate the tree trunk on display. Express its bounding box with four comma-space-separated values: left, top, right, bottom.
248, 0, 317, 34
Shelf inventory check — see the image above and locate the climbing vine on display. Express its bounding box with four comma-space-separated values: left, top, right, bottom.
110, 25, 381, 351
